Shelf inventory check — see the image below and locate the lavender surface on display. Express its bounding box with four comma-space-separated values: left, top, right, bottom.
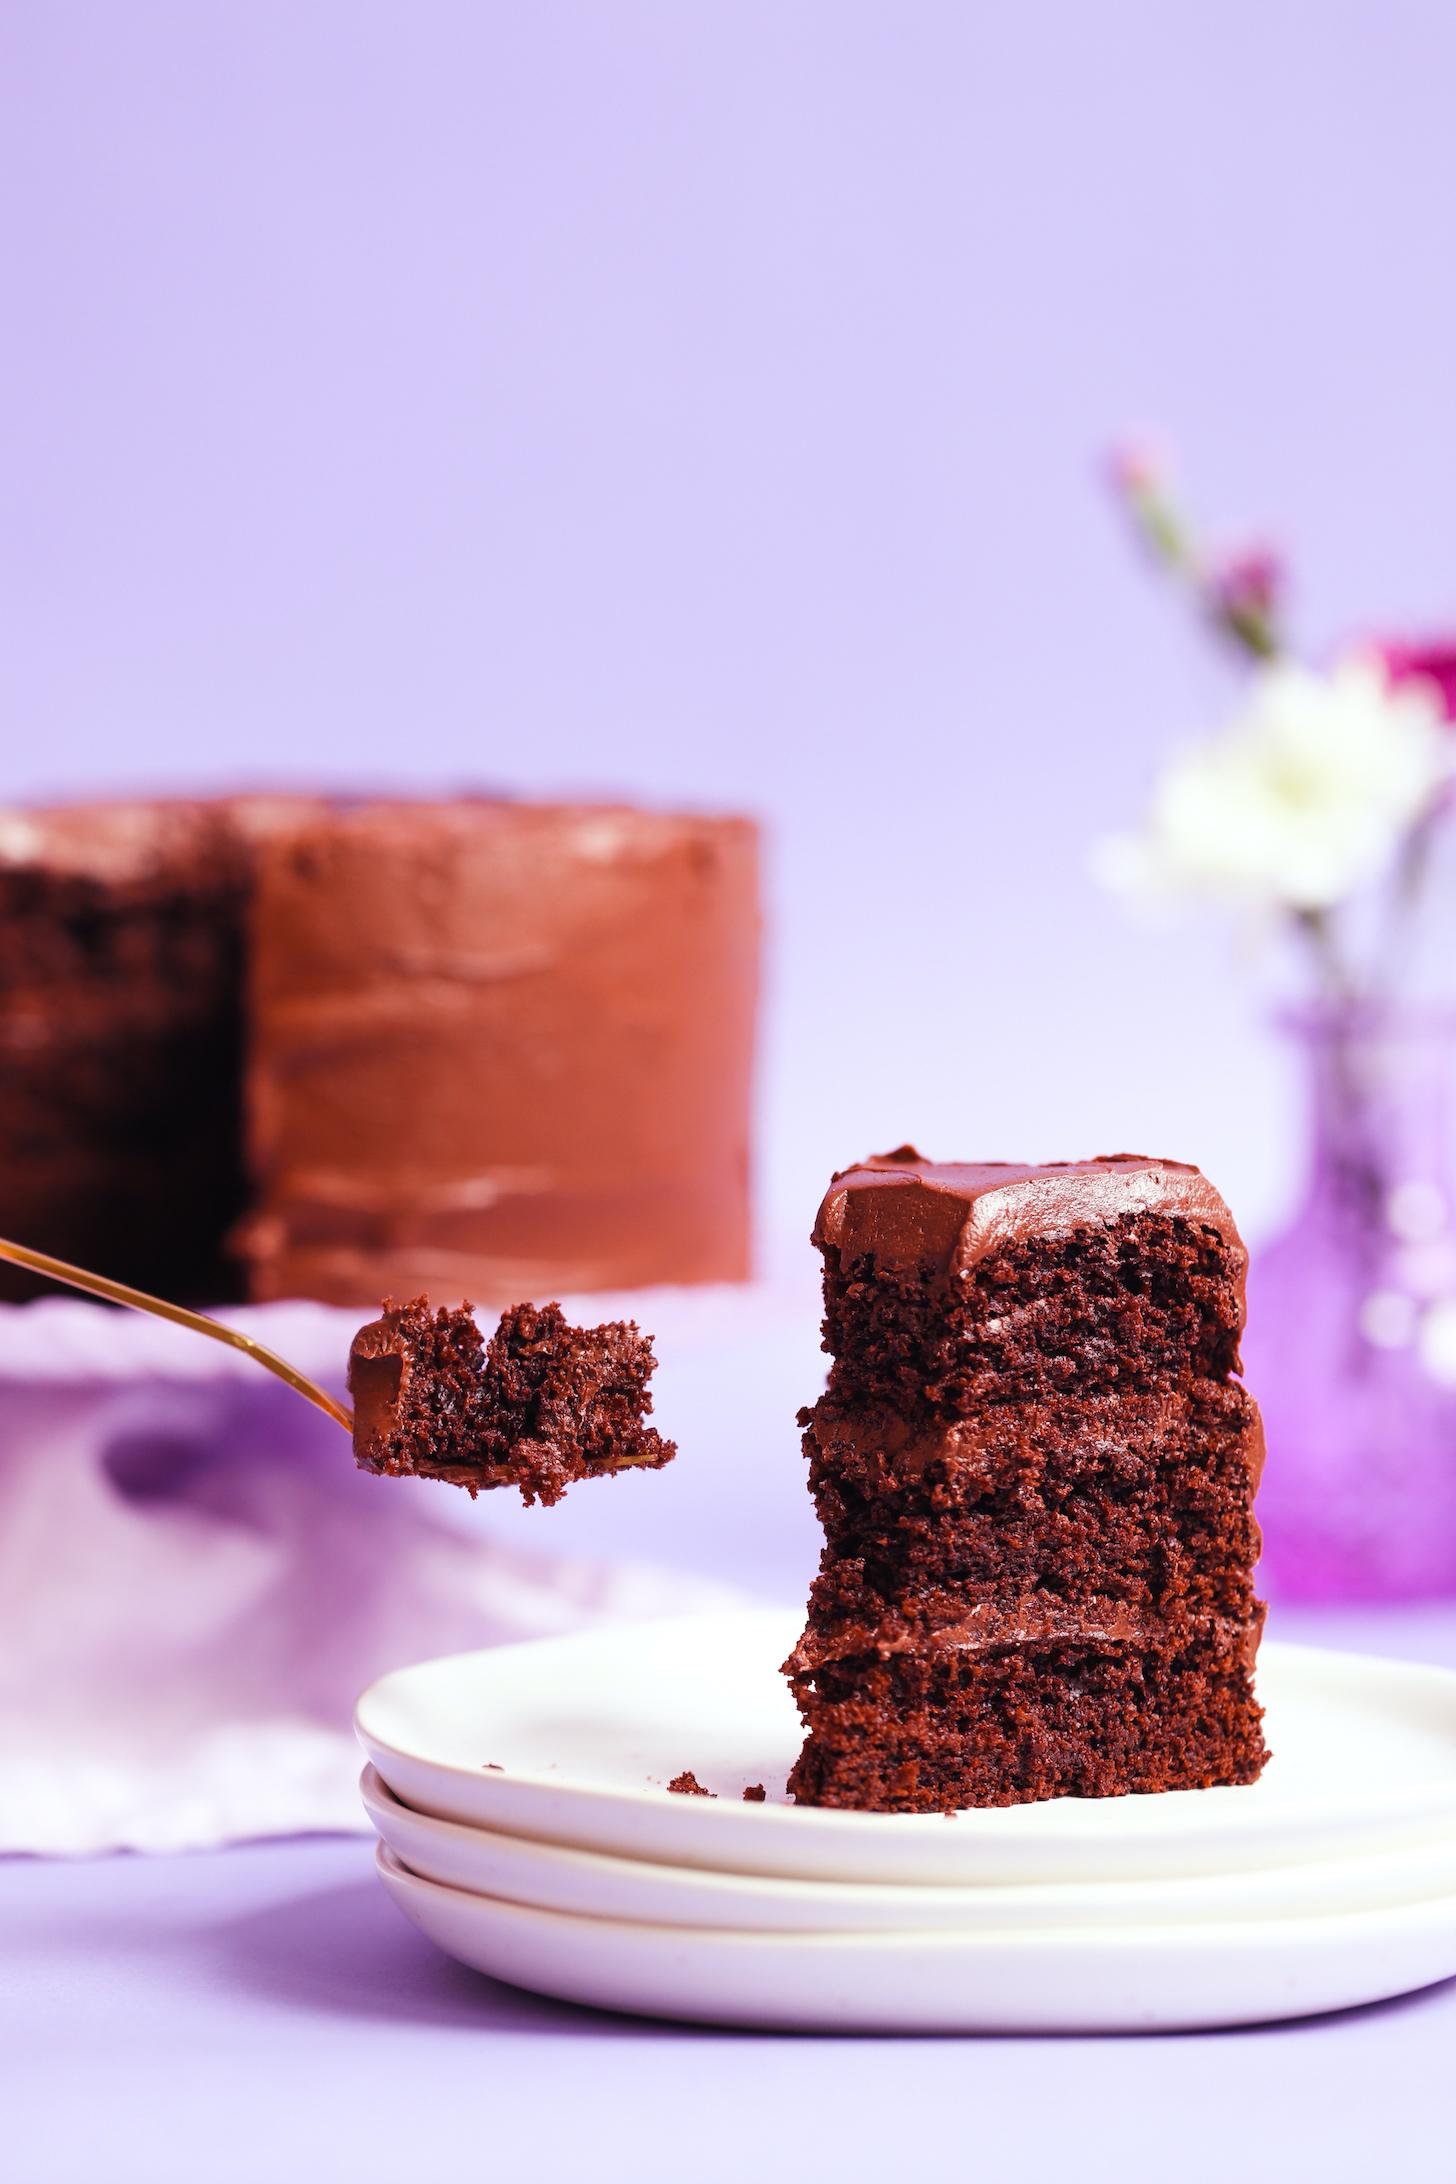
5, 1600, 1454, 2184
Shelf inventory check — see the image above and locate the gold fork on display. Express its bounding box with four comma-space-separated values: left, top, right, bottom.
0, 1236, 352, 1433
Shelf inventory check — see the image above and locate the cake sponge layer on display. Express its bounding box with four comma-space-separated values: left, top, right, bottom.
820, 1212, 1246, 1416
803, 1383, 1263, 1622
786, 1619, 1267, 1812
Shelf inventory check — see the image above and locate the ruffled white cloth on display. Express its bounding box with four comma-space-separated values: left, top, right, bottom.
0, 1297, 742, 1855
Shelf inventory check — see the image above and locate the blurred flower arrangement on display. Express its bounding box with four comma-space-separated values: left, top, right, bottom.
1098, 445, 1455, 991
1100, 444, 1456, 1600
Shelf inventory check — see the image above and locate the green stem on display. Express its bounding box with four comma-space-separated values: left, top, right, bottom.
1122, 482, 1279, 663
1293, 907, 1360, 1011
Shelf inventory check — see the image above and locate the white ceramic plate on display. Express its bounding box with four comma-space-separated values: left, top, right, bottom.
356, 1609, 1456, 1886
363, 1764, 1456, 1933
375, 1843, 1456, 2032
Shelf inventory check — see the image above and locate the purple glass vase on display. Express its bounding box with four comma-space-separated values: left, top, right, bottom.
1244, 1005, 1456, 1601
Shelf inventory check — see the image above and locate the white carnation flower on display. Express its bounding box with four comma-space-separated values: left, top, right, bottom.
1095, 655, 1451, 913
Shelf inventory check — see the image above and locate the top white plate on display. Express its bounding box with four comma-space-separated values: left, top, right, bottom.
356, 1608, 1456, 1887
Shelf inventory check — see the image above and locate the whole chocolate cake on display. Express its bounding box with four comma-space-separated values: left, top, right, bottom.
785, 1148, 1267, 1811
0, 796, 758, 1307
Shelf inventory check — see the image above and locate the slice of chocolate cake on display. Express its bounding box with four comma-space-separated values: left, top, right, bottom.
785, 1149, 1267, 1812
348, 1298, 676, 1506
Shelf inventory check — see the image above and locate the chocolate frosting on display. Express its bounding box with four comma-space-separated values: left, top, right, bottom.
242, 801, 760, 1305
0, 794, 321, 885
348, 1312, 411, 1463
814, 1146, 1246, 1280
805, 1390, 1266, 1494
784, 1599, 1264, 1674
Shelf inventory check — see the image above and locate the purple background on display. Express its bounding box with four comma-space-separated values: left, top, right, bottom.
7, 4, 1456, 1261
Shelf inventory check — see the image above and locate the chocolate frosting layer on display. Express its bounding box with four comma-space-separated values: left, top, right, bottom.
805, 1388, 1267, 1495
784, 1598, 1264, 1675
814, 1146, 1246, 1279
348, 1312, 412, 1462
0, 794, 322, 887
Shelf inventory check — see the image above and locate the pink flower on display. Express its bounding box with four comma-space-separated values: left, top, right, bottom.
1104, 437, 1168, 500
1208, 544, 1284, 625
1376, 640, 1456, 724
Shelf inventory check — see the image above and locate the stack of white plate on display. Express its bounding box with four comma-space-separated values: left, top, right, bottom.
357, 1607, 1456, 2032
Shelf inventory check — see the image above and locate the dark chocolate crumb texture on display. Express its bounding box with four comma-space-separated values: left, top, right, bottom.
348, 1298, 675, 1507
667, 1771, 714, 1797
785, 1149, 1268, 1812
